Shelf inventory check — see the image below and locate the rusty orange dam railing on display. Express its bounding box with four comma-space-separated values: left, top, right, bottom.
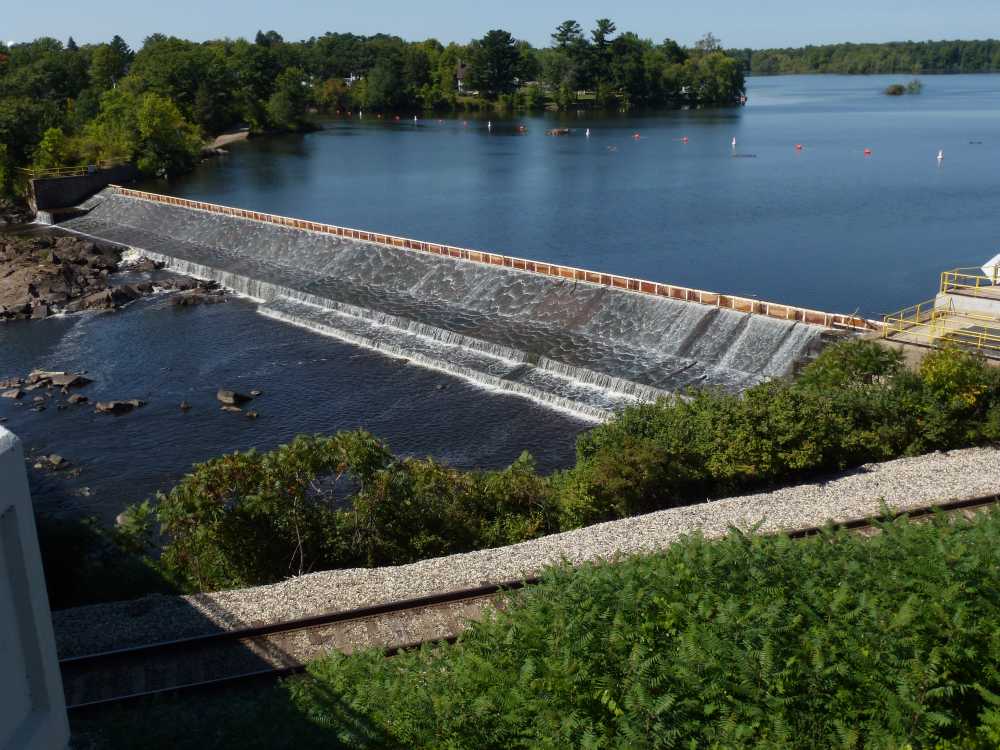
108, 185, 882, 333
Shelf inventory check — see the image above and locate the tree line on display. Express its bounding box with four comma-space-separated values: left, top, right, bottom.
730, 39, 1000, 75
0, 23, 746, 190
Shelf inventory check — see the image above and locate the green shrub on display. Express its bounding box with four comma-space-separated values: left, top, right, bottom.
564, 342, 1000, 527
292, 512, 1000, 749
154, 434, 557, 592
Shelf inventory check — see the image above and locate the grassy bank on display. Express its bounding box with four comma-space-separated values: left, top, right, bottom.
74, 510, 1000, 749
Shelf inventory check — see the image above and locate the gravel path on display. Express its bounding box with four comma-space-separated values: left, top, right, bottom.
53, 446, 1000, 657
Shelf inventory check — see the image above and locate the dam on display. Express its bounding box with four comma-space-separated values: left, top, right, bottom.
58, 187, 879, 420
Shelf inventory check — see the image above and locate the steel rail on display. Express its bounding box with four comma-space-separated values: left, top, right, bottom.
63, 493, 999, 712
62, 579, 536, 711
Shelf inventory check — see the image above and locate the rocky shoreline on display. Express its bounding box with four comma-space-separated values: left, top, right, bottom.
0, 198, 34, 227
0, 233, 226, 321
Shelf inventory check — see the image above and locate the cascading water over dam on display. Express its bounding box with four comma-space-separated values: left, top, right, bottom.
59, 188, 862, 420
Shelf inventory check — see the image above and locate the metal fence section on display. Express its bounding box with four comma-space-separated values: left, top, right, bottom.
18, 158, 130, 179
108, 185, 882, 333
941, 267, 1000, 298
883, 269, 1000, 356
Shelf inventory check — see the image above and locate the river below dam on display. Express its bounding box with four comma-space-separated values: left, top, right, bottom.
0, 249, 587, 522
3, 73, 999, 522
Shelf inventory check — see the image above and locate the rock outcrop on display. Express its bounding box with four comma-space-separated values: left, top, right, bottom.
0, 235, 125, 320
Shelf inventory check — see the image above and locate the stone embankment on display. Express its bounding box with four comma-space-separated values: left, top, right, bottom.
53, 446, 1000, 657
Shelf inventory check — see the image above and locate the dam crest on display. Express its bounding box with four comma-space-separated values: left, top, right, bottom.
59, 187, 876, 420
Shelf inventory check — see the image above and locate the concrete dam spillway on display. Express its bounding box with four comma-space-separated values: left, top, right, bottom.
60, 187, 875, 420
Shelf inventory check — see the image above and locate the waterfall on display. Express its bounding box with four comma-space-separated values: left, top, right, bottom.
60, 191, 830, 420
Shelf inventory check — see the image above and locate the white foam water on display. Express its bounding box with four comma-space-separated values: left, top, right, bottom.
60, 192, 831, 420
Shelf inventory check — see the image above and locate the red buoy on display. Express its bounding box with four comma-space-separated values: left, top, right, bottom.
795, 144, 803, 150
633, 133, 641, 140
682, 136, 689, 143
864, 148, 872, 156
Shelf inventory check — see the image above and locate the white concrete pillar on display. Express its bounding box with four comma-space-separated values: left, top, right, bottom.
0, 426, 69, 749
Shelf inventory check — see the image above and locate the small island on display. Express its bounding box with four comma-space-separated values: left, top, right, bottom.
885, 78, 924, 95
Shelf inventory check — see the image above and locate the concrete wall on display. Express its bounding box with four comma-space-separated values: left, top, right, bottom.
0, 426, 69, 750
30, 165, 140, 212
938, 290, 1000, 318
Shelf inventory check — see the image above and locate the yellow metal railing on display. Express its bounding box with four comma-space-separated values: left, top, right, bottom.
883, 301, 1000, 355
17, 158, 130, 179
883, 266, 1000, 354
941, 267, 1000, 297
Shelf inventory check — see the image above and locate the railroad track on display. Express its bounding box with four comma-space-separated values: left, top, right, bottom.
62, 494, 999, 712
61, 579, 535, 711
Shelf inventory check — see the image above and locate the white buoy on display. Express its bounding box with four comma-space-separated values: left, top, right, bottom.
414, 115, 418, 123
586, 128, 591, 137
937, 149, 944, 162
488, 120, 492, 130
731, 137, 737, 148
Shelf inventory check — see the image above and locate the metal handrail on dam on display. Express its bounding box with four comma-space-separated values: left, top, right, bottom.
108, 185, 881, 334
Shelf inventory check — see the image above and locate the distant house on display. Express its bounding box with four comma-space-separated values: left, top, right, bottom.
455, 61, 469, 93
344, 73, 361, 87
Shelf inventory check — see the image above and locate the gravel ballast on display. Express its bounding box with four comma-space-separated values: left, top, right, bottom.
53, 446, 1000, 658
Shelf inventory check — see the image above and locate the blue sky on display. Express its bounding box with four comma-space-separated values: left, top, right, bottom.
5, 0, 998, 50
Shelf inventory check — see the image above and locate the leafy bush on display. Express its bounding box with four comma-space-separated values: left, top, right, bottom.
565, 342, 1000, 526
292, 512, 1000, 749
155, 433, 557, 592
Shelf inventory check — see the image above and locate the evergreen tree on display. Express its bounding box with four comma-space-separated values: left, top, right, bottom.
467, 29, 521, 98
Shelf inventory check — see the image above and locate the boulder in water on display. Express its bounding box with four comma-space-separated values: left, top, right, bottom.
95, 399, 145, 415
48, 372, 92, 388
216, 389, 252, 406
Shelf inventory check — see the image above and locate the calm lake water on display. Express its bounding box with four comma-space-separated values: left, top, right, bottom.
156, 74, 1000, 318
4, 74, 999, 521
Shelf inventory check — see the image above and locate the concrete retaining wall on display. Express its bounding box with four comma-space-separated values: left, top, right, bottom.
30, 165, 140, 212
937, 291, 1000, 318
0, 427, 69, 749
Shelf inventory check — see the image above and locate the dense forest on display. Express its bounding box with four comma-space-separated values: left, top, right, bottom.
4, 30, 996, 194
0, 23, 744, 192
730, 39, 1000, 75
